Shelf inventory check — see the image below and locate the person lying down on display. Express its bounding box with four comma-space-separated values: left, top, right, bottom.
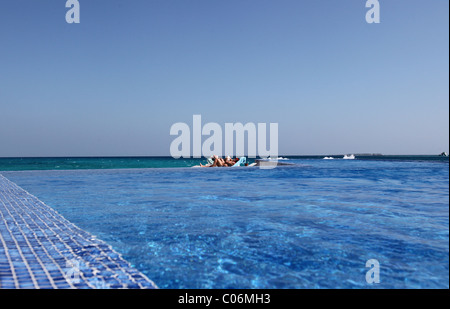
200, 155, 248, 167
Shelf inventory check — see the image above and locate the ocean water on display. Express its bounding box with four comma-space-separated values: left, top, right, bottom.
1, 157, 449, 288
0, 156, 203, 171
0, 155, 447, 171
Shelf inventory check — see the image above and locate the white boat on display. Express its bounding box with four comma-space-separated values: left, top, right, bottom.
343, 154, 355, 160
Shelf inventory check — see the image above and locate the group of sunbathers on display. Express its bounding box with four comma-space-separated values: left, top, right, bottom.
200, 155, 247, 167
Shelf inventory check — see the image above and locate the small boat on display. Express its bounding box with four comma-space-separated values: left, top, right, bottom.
439, 152, 448, 157
343, 154, 355, 160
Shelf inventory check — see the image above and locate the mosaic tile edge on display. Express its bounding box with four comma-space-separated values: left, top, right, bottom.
0, 173, 158, 289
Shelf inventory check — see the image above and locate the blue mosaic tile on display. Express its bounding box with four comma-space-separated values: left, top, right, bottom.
0, 174, 157, 289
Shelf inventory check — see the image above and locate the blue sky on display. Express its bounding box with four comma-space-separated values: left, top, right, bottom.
0, 0, 448, 156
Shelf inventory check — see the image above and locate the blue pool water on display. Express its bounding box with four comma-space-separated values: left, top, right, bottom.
2, 158, 449, 288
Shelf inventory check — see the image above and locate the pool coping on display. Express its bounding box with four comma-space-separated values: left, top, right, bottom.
0, 173, 158, 289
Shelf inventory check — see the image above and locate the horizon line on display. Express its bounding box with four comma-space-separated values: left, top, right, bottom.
0, 153, 448, 159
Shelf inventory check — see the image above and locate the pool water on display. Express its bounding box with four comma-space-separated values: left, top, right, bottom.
3, 159, 449, 288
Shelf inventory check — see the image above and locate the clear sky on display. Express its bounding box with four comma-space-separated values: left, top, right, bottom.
0, 0, 448, 157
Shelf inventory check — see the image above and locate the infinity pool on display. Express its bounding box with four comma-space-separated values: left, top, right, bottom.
3, 159, 449, 288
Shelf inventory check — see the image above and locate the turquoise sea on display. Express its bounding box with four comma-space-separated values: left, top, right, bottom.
0, 155, 448, 171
